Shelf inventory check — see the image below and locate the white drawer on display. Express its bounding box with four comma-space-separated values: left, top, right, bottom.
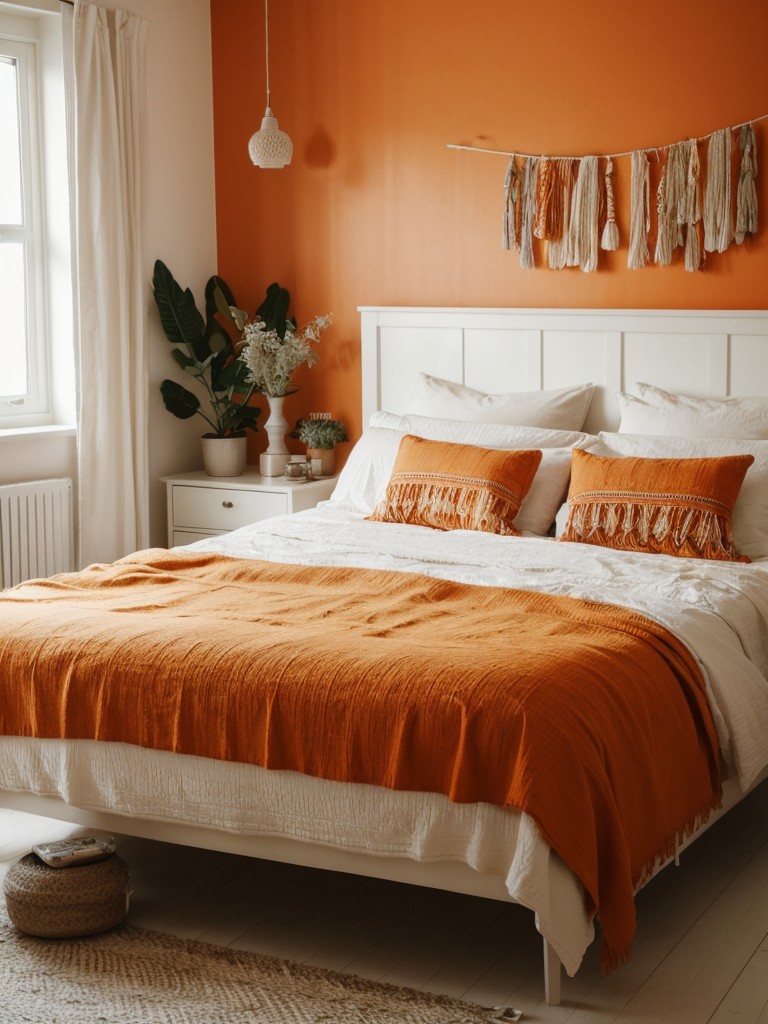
171, 485, 288, 531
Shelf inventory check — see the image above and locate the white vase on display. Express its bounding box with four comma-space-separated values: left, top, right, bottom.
201, 434, 247, 477
259, 394, 290, 476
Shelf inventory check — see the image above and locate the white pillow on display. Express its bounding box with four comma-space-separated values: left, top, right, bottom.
406, 373, 594, 430
578, 431, 768, 560
328, 427, 398, 515
619, 383, 768, 439
331, 416, 593, 536
370, 410, 591, 450
516, 448, 573, 535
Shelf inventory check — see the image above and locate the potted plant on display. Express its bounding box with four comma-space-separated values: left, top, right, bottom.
290, 414, 348, 476
152, 259, 261, 477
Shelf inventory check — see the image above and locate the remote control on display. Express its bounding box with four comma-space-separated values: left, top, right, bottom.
32, 836, 116, 868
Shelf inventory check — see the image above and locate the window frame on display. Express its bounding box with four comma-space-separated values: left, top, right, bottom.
0, 6, 70, 431
0, 31, 49, 423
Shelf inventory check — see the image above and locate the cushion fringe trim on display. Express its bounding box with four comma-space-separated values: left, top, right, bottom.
562, 499, 743, 561
370, 477, 524, 535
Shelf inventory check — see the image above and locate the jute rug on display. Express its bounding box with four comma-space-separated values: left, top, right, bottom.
0, 903, 522, 1023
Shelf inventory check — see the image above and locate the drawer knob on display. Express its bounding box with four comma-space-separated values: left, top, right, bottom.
222, 500, 234, 509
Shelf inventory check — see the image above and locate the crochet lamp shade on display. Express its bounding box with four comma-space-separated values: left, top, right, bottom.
249, 107, 293, 169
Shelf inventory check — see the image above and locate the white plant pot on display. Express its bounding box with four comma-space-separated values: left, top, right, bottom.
201, 434, 247, 477
259, 395, 290, 477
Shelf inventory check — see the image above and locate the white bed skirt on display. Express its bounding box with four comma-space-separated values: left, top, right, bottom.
0, 734, 593, 975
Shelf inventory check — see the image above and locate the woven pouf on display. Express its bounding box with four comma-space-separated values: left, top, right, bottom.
4, 852, 129, 938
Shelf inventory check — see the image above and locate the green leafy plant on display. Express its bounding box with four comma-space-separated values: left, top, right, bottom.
152, 259, 261, 437
254, 282, 293, 340
290, 415, 348, 450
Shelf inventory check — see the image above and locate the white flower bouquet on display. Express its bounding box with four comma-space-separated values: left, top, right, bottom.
239, 312, 332, 398
235, 283, 332, 398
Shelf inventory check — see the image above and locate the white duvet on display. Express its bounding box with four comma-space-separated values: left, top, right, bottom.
3, 503, 768, 976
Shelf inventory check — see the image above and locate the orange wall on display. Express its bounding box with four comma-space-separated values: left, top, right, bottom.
211, 0, 768, 452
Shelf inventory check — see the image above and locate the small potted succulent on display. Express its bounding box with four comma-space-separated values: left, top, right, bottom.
291, 413, 348, 476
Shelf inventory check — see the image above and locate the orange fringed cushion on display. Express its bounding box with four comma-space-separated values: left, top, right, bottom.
367, 434, 542, 535
561, 448, 754, 561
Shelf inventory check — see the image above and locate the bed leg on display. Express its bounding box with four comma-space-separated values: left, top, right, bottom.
543, 938, 561, 1006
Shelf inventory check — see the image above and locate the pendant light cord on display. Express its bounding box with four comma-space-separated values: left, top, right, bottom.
264, 0, 271, 109
248, 0, 293, 165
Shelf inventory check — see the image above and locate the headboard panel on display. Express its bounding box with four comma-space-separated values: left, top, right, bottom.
359, 307, 768, 434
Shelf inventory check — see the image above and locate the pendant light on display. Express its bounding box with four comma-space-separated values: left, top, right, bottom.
248, 0, 293, 169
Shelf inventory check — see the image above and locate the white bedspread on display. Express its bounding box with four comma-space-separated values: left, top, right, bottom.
3, 504, 768, 977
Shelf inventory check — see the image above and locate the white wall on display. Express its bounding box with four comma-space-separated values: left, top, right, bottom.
100, 0, 218, 548
2, 0, 218, 549
101, 0, 219, 547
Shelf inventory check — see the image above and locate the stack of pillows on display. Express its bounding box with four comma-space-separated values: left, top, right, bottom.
329, 373, 768, 563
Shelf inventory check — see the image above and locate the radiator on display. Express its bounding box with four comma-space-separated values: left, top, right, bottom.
0, 478, 74, 589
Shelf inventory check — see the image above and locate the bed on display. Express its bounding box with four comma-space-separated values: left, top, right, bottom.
4, 306, 768, 1007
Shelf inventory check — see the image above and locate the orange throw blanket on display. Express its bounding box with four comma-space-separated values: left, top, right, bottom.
0, 550, 722, 968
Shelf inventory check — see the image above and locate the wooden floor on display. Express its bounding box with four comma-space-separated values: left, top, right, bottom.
3, 782, 768, 1022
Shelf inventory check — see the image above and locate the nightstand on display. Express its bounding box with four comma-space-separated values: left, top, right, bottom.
162, 469, 338, 546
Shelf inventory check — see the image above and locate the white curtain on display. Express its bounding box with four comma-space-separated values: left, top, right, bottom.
62, 1, 149, 567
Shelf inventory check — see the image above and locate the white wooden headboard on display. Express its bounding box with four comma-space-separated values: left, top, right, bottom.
359, 307, 768, 434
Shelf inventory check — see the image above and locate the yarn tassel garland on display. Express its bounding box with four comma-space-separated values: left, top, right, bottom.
518, 157, 539, 269
735, 124, 758, 245
565, 156, 599, 272
535, 158, 570, 242
703, 128, 733, 253
547, 162, 574, 269
628, 150, 651, 269
600, 158, 619, 251
681, 139, 703, 271
654, 143, 687, 266
502, 157, 521, 250
654, 151, 672, 266
534, 158, 554, 240
685, 223, 702, 272
494, 116, 758, 272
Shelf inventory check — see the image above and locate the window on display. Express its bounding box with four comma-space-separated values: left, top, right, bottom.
0, 5, 72, 430
0, 39, 45, 416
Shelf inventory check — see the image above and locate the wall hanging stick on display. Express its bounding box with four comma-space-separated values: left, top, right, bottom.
449, 115, 764, 271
